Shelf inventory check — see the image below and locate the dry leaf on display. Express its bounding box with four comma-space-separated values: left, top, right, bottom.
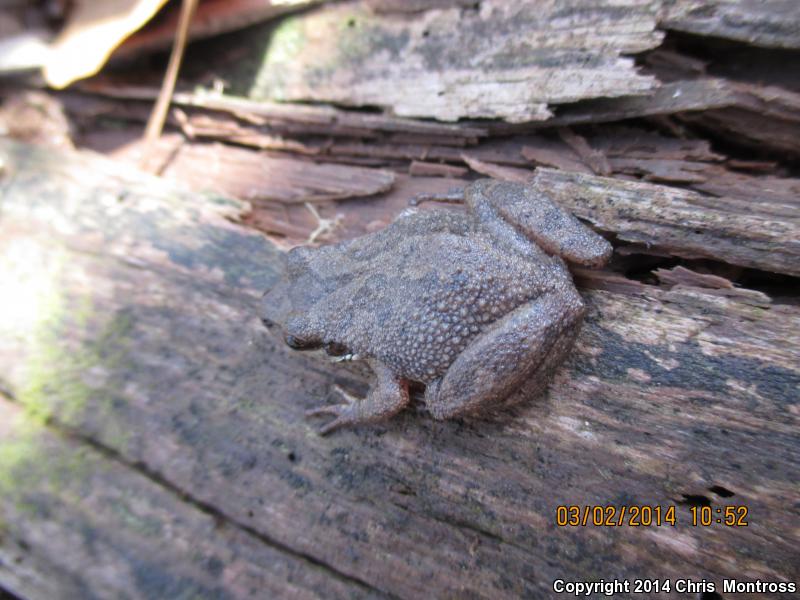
43, 0, 170, 89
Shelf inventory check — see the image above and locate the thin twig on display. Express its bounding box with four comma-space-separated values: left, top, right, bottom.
143, 0, 199, 145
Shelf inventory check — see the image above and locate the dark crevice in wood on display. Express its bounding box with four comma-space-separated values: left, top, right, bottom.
645, 31, 800, 93
0, 586, 23, 600
679, 494, 712, 508
614, 253, 800, 305
675, 118, 800, 169
385, 498, 523, 554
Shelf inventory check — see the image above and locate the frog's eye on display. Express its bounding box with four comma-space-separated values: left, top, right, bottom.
324, 341, 349, 356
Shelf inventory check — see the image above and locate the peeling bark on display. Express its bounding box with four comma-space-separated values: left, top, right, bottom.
246, 0, 663, 122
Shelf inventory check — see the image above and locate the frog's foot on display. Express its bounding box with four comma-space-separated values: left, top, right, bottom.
424, 290, 583, 420
305, 385, 363, 435
305, 361, 410, 434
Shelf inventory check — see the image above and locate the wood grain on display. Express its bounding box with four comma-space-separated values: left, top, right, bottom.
0, 141, 797, 599
159, 141, 397, 204
0, 400, 375, 600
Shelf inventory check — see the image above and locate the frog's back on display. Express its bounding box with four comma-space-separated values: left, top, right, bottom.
315, 210, 572, 382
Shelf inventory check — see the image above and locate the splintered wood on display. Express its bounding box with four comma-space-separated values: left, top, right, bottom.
248, 0, 664, 121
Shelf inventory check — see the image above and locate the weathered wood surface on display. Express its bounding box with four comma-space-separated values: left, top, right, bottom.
0, 401, 372, 600
662, 0, 800, 50
1, 141, 798, 599
524, 78, 800, 158
56, 83, 800, 259
245, 0, 663, 121
158, 140, 397, 204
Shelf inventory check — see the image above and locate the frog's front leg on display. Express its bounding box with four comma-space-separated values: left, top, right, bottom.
306, 359, 409, 434
424, 290, 583, 420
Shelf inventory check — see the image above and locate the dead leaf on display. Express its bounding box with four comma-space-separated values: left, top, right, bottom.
43, 0, 170, 89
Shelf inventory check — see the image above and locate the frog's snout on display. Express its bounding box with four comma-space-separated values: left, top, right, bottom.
260, 314, 319, 351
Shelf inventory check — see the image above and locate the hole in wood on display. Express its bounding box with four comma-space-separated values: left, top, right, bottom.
680, 494, 712, 507
708, 485, 734, 497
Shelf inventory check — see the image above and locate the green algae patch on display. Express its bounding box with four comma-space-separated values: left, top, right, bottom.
17, 283, 93, 428
0, 410, 90, 518
249, 6, 409, 101
249, 13, 309, 100
0, 242, 135, 452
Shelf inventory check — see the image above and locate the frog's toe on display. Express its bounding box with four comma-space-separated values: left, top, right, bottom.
305, 367, 410, 434
305, 402, 356, 435
305, 385, 362, 433
317, 415, 349, 435
304, 404, 343, 418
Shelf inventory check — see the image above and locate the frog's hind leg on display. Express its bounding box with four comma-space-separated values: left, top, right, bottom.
467, 180, 613, 268
306, 360, 410, 434
424, 290, 583, 420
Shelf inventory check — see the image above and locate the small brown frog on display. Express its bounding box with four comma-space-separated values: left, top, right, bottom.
261, 180, 611, 433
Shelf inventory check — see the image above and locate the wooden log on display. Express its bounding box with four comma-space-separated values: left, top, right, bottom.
0, 401, 374, 600
245, 0, 663, 122
0, 141, 797, 598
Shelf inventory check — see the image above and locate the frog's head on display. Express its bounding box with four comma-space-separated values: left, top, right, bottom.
260, 247, 330, 351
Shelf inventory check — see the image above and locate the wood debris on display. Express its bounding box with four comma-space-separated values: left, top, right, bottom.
130, 137, 398, 204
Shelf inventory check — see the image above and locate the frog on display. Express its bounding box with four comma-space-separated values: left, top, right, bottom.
261, 179, 612, 434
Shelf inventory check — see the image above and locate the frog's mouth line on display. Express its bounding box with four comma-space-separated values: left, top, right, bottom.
261, 316, 354, 359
